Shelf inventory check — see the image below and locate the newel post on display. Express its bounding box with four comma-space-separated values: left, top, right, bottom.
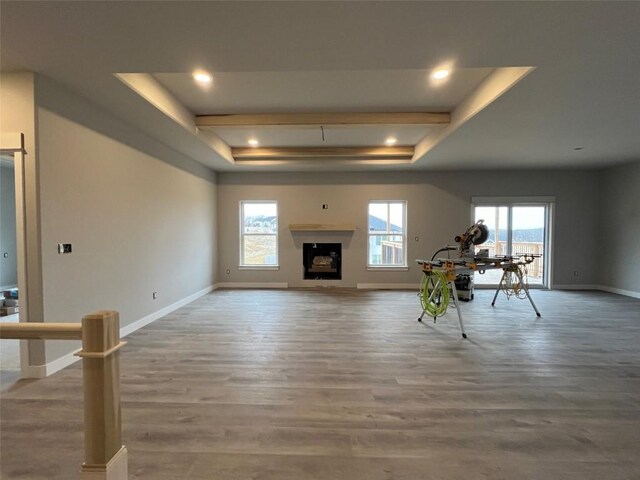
77, 311, 128, 480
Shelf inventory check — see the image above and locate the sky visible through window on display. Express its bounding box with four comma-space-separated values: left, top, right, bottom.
512, 206, 545, 230
243, 202, 277, 234
476, 206, 544, 230
369, 202, 404, 232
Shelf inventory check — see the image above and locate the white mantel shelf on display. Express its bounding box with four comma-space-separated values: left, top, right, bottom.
289, 223, 356, 232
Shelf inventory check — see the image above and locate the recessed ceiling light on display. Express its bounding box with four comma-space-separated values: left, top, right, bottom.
192, 70, 213, 85
385, 137, 397, 146
573, 147, 584, 151
431, 69, 450, 80
248, 138, 259, 147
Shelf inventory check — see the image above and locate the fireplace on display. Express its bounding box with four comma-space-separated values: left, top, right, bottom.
303, 243, 342, 280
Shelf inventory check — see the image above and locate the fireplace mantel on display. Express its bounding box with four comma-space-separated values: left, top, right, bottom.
289, 223, 356, 232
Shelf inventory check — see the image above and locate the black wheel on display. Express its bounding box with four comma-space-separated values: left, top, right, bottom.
536, 313, 541, 317
418, 318, 422, 322
462, 333, 467, 339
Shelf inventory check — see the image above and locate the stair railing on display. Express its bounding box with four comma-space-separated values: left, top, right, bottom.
1, 310, 128, 479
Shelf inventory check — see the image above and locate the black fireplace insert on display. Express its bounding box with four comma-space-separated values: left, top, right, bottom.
303, 243, 342, 280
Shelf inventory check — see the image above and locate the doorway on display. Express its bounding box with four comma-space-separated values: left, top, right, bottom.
0, 153, 21, 385
0, 133, 30, 386
472, 199, 553, 288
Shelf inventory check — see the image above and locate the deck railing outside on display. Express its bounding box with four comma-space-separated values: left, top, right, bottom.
480, 241, 544, 279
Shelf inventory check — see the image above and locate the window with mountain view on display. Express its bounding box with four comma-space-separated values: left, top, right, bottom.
472, 203, 550, 286
240, 201, 278, 266
368, 201, 406, 267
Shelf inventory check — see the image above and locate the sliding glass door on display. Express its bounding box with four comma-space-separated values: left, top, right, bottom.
472, 201, 551, 288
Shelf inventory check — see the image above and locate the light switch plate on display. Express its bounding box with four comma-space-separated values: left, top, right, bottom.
58, 243, 72, 254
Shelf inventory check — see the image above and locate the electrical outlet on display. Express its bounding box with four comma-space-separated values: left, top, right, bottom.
152, 292, 158, 299
226, 269, 231, 275
573, 271, 579, 277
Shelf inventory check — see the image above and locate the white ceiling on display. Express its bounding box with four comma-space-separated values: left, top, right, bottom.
1, 1, 639, 172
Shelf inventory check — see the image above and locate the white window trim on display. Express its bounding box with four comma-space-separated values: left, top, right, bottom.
367, 200, 408, 268
238, 266, 280, 271
471, 196, 556, 205
239, 200, 279, 268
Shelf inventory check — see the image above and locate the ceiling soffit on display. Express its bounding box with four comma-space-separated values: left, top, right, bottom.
118, 67, 533, 167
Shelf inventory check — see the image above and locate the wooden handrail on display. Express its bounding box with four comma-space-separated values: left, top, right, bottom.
0, 322, 83, 340
0, 312, 128, 479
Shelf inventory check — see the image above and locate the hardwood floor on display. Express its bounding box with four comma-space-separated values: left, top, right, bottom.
1, 289, 639, 479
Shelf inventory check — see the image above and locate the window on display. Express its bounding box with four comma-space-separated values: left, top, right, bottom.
240, 201, 278, 267
368, 201, 407, 267
471, 197, 554, 287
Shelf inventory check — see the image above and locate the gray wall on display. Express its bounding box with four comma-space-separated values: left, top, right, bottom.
600, 161, 640, 296
0, 162, 18, 287
34, 77, 218, 364
217, 170, 600, 288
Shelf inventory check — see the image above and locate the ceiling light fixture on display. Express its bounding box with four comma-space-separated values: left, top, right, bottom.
192, 70, 213, 85
573, 147, 584, 151
431, 69, 450, 80
248, 138, 259, 147
385, 137, 397, 146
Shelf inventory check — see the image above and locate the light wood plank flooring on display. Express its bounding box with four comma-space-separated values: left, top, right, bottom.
1, 289, 639, 479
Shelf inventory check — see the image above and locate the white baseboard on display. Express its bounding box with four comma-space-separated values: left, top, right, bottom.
120, 285, 214, 337
357, 283, 420, 290
22, 364, 47, 379
553, 284, 640, 299
22, 347, 82, 378
214, 282, 288, 289
552, 284, 599, 290
23, 285, 215, 378
596, 285, 640, 299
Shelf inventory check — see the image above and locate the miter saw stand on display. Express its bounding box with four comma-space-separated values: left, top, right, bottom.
415, 220, 541, 339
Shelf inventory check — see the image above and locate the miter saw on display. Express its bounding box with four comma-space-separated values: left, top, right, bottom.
456, 220, 491, 258
415, 220, 541, 339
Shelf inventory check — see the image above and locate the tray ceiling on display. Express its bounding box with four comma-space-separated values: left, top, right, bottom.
2, 2, 639, 171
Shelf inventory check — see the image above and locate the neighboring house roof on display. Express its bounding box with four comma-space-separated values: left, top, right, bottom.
369, 215, 402, 233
